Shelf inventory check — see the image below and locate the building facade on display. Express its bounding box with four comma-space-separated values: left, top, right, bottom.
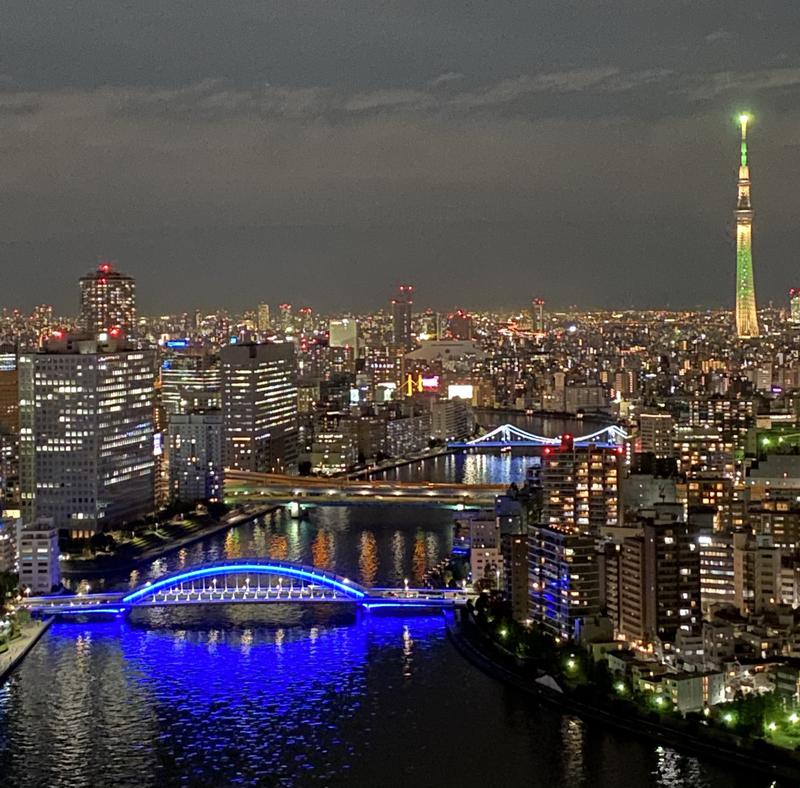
220, 342, 298, 474
168, 411, 223, 503
19, 335, 155, 535
79, 262, 137, 338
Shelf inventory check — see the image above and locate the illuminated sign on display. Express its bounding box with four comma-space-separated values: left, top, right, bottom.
165, 339, 190, 349
421, 376, 439, 390
447, 384, 474, 400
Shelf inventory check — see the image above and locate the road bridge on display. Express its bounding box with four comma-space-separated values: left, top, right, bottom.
23, 559, 469, 618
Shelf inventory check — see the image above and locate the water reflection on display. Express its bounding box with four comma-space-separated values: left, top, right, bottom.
118, 507, 455, 594
358, 531, 378, 587
561, 715, 587, 786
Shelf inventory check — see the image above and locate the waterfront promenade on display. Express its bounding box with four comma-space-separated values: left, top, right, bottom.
0, 619, 52, 685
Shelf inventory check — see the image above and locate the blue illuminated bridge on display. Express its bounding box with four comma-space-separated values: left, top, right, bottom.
448, 423, 629, 449
23, 559, 468, 619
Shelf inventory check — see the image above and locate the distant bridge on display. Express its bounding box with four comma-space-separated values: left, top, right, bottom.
23, 559, 468, 618
224, 471, 504, 507
448, 423, 629, 449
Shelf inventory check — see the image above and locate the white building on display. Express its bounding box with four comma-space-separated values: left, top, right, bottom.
168, 410, 223, 503
19, 334, 156, 536
16, 517, 60, 595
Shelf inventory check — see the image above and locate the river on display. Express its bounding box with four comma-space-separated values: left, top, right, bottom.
0, 433, 779, 787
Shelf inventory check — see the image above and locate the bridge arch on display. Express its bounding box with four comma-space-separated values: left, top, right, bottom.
121, 559, 367, 605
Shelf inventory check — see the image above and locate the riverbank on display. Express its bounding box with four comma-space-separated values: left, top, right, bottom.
61, 506, 280, 579
345, 447, 456, 479
0, 619, 52, 685
446, 612, 799, 785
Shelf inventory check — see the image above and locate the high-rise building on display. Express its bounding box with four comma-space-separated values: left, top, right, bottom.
391, 285, 414, 349
0, 345, 19, 507
278, 303, 293, 333
734, 114, 759, 339
257, 303, 271, 333
531, 298, 545, 333
160, 357, 222, 415
528, 524, 600, 639
19, 334, 155, 535
617, 508, 702, 645
638, 410, 674, 458
168, 410, 223, 503
79, 262, 137, 338
220, 342, 298, 474
790, 289, 800, 324
540, 440, 622, 535
329, 319, 359, 350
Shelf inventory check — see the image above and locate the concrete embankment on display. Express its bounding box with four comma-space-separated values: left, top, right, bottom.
0, 619, 53, 685
446, 615, 798, 785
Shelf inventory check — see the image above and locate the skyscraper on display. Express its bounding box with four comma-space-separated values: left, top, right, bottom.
220, 342, 298, 474
257, 303, 271, 333
734, 114, 759, 339
391, 285, 414, 349
531, 298, 545, 333
79, 262, 137, 338
19, 333, 156, 536
540, 440, 622, 535
790, 289, 800, 324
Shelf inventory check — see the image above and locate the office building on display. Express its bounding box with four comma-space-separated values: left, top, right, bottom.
160, 357, 222, 415
220, 342, 298, 474
79, 262, 136, 337
19, 334, 156, 536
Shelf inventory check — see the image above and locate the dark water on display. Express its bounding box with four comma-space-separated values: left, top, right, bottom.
0, 436, 777, 787
0, 611, 763, 788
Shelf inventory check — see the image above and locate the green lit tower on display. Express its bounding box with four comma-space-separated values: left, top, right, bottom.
734, 113, 759, 339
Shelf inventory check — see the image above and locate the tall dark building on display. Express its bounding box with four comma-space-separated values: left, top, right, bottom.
391, 285, 414, 349
79, 262, 137, 338
448, 309, 473, 340
531, 298, 545, 333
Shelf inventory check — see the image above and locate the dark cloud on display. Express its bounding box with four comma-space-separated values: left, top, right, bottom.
2, 1, 800, 313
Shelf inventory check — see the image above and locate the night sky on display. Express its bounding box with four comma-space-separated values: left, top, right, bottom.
2, 1, 800, 314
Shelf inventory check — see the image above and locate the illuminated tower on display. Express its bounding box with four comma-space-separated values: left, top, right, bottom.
734, 114, 759, 339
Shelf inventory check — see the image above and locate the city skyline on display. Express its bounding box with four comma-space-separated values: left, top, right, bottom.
3, 2, 800, 313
